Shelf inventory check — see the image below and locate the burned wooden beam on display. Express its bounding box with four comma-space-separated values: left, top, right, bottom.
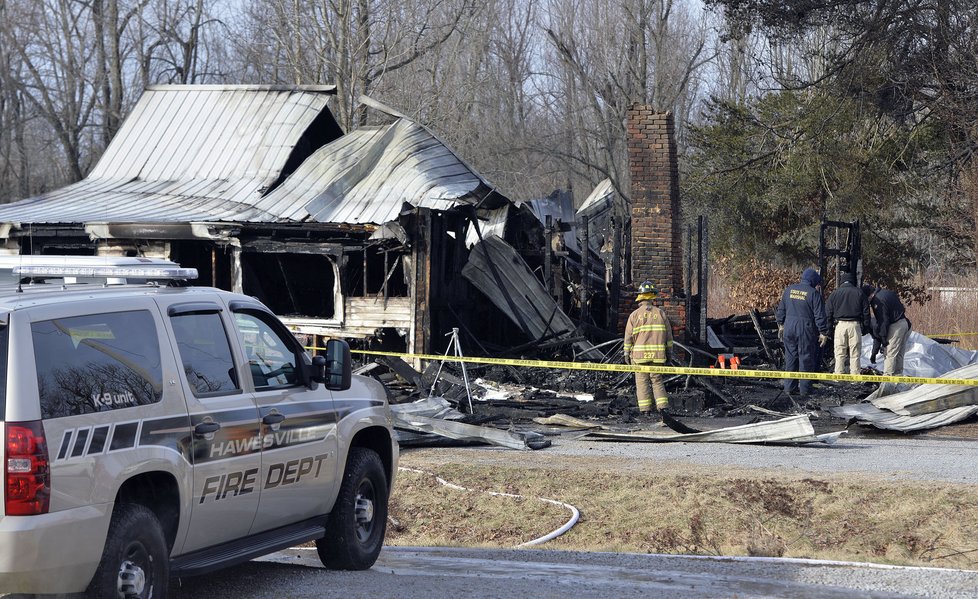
377, 355, 424, 391
749, 308, 777, 363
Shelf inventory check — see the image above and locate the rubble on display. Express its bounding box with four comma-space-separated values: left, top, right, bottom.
359, 288, 978, 447
829, 362, 978, 432
364, 344, 857, 449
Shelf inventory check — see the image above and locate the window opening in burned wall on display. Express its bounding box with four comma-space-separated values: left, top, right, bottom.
241, 251, 337, 318
344, 244, 409, 299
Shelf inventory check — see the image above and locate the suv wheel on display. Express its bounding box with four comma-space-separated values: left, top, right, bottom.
317, 447, 388, 570
87, 503, 169, 599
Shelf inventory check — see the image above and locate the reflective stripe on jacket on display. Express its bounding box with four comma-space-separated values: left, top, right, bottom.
624, 303, 673, 363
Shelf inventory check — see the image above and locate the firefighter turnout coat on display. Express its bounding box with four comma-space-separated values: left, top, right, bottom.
624, 302, 673, 364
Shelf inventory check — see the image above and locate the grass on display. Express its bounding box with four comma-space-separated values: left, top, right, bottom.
388, 454, 978, 569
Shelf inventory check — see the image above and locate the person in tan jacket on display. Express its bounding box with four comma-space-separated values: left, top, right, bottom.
623, 281, 673, 414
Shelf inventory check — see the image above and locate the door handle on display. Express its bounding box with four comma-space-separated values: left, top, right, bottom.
263, 413, 286, 426
194, 421, 221, 436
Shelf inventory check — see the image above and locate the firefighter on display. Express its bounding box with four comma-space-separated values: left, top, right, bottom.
623, 281, 673, 414
775, 267, 830, 397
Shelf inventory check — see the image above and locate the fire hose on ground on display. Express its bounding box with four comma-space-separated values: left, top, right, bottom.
398, 467, 581, 547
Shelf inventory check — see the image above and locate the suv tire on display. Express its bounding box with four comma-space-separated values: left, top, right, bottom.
317, 447, 388, 570
86, 503, 169, 599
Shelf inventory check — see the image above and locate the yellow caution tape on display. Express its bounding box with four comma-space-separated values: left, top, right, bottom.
303, 346, 978, 387
926, 332, 978, 338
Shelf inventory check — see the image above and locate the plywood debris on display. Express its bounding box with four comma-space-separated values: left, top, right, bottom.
532, 414, 609, 430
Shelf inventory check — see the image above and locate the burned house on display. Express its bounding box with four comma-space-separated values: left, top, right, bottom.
0, 85, 565, 356
524, 187, 621, 338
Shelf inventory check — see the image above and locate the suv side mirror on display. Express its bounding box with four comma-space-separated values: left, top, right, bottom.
312, 339, 351, 391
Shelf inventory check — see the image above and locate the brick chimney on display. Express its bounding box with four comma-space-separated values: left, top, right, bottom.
620, 106, 686, 338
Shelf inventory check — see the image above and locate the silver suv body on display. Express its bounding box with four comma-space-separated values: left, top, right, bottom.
0, 283, 397, 597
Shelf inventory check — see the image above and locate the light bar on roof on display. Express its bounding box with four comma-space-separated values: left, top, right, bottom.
12, 265, 199, 280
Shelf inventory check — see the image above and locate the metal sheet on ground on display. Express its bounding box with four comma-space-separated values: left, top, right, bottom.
871, 363, 978, 416
393, 412, 531, 450
830, 403, 978, 432
587, 414, 844, 445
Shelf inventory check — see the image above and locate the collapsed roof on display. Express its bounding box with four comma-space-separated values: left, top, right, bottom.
262, 117, 504, 224
0, 86, 506, 228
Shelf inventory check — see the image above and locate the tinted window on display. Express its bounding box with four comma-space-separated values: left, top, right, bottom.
233, 312, 300, 389
171, 312, 239, 396
33, 311, 162, 419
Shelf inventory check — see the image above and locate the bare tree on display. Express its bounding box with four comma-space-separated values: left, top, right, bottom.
0, 0, 230, 201
3, 0, 102, 181
0, 27, 35, 199
231, 0, 477, 131
541, 0, 714, 203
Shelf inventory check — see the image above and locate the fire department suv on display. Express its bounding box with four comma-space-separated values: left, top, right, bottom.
0, 265, 398, 598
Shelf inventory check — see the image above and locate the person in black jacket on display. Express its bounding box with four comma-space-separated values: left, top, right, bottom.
862, 285, 912, 375
826, 275, 870, 376
776, 267, 830, 397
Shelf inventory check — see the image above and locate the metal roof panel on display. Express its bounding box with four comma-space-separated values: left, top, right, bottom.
0, 86, 340, 225
0, 88, 507, 228
262, 118, 494, 224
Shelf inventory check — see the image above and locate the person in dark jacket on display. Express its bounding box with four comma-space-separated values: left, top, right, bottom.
826, 275, 870, 376
776, 267, 830, 396
862, 285, 911, 375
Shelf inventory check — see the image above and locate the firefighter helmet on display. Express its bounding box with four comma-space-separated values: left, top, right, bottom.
638, 281, 657, 295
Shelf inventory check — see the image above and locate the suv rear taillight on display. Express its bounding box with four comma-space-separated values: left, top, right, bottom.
5, 421, 50, 515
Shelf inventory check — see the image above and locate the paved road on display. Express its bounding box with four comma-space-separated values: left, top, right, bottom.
540, 433, 978, 483
398, 431, 978, 485
169, 546, 978, 598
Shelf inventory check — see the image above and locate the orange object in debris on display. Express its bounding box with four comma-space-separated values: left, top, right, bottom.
718, 355, 726, 369
730, 355, 741, 370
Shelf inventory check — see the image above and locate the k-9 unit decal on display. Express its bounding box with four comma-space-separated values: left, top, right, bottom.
198, 454, 330, 504
91, 390, 138, 409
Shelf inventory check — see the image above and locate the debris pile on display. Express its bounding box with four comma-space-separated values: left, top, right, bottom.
358, 313, 978, 450
830, 363, 978, 432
